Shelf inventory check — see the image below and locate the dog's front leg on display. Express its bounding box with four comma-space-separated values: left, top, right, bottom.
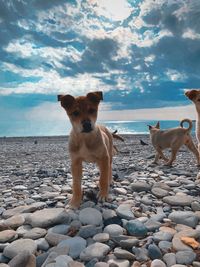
69, 158, 83, 208
153, 152, 160, 164
97, 155, 110, 202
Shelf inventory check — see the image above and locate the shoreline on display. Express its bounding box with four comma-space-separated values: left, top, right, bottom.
0, 133, 149, 140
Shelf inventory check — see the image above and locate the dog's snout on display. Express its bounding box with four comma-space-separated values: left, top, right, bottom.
82, 120, 92, 133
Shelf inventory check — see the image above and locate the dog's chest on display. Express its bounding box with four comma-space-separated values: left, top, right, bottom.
78, 142, 98, 162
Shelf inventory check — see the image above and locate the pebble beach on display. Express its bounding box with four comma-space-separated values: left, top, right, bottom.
1, 134, 200, 267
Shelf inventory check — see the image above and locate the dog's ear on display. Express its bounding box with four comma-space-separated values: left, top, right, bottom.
57, 95, 63, 101
185, 90, 198, 100
87, 91, 103, 103
58, 94, 75, 109
148, 125, 152, 130
155, 121, 160, 129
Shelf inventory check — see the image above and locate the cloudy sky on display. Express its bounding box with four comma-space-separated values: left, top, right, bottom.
0, 0, 200, 136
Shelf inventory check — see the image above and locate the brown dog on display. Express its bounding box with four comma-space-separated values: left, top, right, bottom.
58, 91, 123, 208
185, 89, 200, 154
148, 119, 200, 166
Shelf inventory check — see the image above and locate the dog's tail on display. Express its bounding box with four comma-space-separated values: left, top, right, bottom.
112, 130, 124, 142
180, 119, 193, 132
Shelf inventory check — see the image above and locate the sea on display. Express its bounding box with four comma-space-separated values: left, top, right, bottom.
0, 120, 196, 137
101, 120, 196, 135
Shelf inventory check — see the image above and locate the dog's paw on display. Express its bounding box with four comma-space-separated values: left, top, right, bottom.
164, 162, 173, 167
97, 191, 108, 202
67, 198, 81, 209
196, 172, 200, 179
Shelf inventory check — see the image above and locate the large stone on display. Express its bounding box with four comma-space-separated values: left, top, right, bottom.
145, 219, 161, 232
8, 251, 36, 267
126, 220, 148, 237
104, 224, 125, 237
116, 204, 135, 220
102, 209, 116, 220
16, 225, 32, 237
107, 257, 130, 267
80, 242, 110, 261
78, 225, 102, 238
44, 254, 73, 267
93, 233, 109, 243
163, 195, 193, 206
154, 231, 174, 242
114, 187, 127, 195
26, 208, 71, 228
36, 238, 49, 251
3, 239, 37, 259
48, 224, 70, 235
148, 244, 162, 260
45, 232, 70, 246
2, 206, 27, 219
169, 211, 198, 228
58, 236, 86, 259
131, 182, 151, 192
23, 227, 47, 239
120, 238, 139, 248
4, 215, 25, 229
163, 252, 176, 267
132, 247, 148, 262
151, 259, 166, 267
158, 241, 172, 253
172, 229, 200, 251
79, 208, 102, 226
151, 187, 168, 198
114, 247, 135, 260
0, 230, 17, 243
176, 251, 196, 265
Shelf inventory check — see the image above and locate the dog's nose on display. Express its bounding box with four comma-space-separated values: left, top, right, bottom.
82, 120, 92, 133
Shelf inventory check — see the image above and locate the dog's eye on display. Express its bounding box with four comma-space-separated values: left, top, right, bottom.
88, 108, 96, 114
72, 110, 80, 117
198, 99, 200, 102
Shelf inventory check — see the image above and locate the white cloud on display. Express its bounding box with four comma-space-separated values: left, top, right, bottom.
166, 69, 187, 82
133, 65, 142, 71
144, 54, 155, 63
182, 28, 200, 40
0, 63, 113, 95
3, 62, 46, 77
4, 40, 82, 65
89, 0, 133, 21
6, 41, 34, 57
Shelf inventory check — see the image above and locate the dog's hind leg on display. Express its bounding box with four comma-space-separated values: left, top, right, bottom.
154, 147, 168, 163
165, 148, 179, 166
109, 163, 113, 186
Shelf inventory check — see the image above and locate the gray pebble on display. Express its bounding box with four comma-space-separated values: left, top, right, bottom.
163, 253, 176, 267
176, 250, 196, 265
